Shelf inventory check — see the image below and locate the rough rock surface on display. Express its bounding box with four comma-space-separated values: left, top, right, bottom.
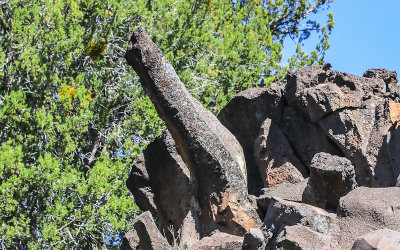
125, 27, 260, 236
334, 187, 400, 249
263, 197, 337, 240
351, 229, 400, 250
218, 85, 284, 194
280, 105, 343, 169
285, 65, 400, 186
257, 179, 308, 218
126, 131, 198, 245
254, 118, 308, 187
302, 152, 358, 210
191, 232, 243, 250
242, 228, 266, 250
274, 224, 334, 250
121, 211, 171, 250
123, 29, 400, 250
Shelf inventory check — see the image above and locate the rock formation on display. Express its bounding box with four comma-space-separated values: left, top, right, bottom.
123, 27, 400, 249
125, 27, 260, 239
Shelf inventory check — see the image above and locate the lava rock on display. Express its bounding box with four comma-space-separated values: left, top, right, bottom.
302, 152, 357, 210
218, 85, 284, 194
351, 229, 400, 250
274, 224, 334, 250
254, 118, 308, 187
121, 211, 171, 250
242, 228, 266, 250
125, 27, 260, 236
191, 232, 243, 250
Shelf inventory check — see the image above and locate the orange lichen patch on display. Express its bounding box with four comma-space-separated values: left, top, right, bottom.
59, 84, 77, 99
389, 100, 400, 128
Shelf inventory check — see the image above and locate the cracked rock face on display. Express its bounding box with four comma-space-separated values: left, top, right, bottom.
123, 28, 400, 250
285, 65, 400, 187
125, 27, 260, 237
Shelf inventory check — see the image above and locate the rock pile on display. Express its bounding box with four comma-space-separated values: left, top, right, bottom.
122, 28, 400, 249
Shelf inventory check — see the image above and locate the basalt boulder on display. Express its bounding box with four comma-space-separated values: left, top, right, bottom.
285, 65, 400, 186
125, 27, 260, 237
254, 118, 308, 188
218, 84, 285, 194
302, 152, 357, 210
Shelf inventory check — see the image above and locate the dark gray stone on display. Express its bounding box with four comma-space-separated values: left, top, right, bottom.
254, 118, 308, 188
121, 211, 171, 250
126, 131, 198, 244
257, 179, 308, 219
191, 232, 243, 250
333, 187, 400, 249
274, 224, 334, 250
218, 85, 284, 195
302, 152, 357, 210
285, 65, 399, 186
125, 27, 260, 236
242, 228, 266, 250
264, 197, 337, 239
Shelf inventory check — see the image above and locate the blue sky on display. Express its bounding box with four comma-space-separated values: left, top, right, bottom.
283, 0, 400, 78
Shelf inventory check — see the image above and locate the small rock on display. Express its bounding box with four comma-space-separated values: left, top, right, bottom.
257, 179, 308, 219
351, 229, 400, 250
242, 228, 266, 250
121, 211, 171, 250
302, 152, 357, 210
191, 232, 243, 250
274, 224, 334, 250
264, 197, 336, 238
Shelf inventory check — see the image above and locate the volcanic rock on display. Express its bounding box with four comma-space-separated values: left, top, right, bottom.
218, 85, 284, 194
302, 152, 357, 210
334, 187, 400, 249
121, 211, 171, 250
125, 27, 260, 236
254, 118, 308, 187
242, 228, 266, 250
191, 232, 243, 250
285, 65, 400, 186
351, 229, 400, 250
274, 224, 334, 250
126, 131, 198, 244
257, 179, 308, 218
264, 197, 336, 239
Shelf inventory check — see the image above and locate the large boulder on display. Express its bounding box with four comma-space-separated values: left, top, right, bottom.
218, 85, 285, 194
302, 152, 357, 210
121, 211, 171, 250
125, 27, 260, 236
333, 187, 400, 249
126, 131, 198, 245
254, 118, 308, 188
285, 65, 400, 186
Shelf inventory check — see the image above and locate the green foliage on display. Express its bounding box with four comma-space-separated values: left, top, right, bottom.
0, 0, 334, 248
